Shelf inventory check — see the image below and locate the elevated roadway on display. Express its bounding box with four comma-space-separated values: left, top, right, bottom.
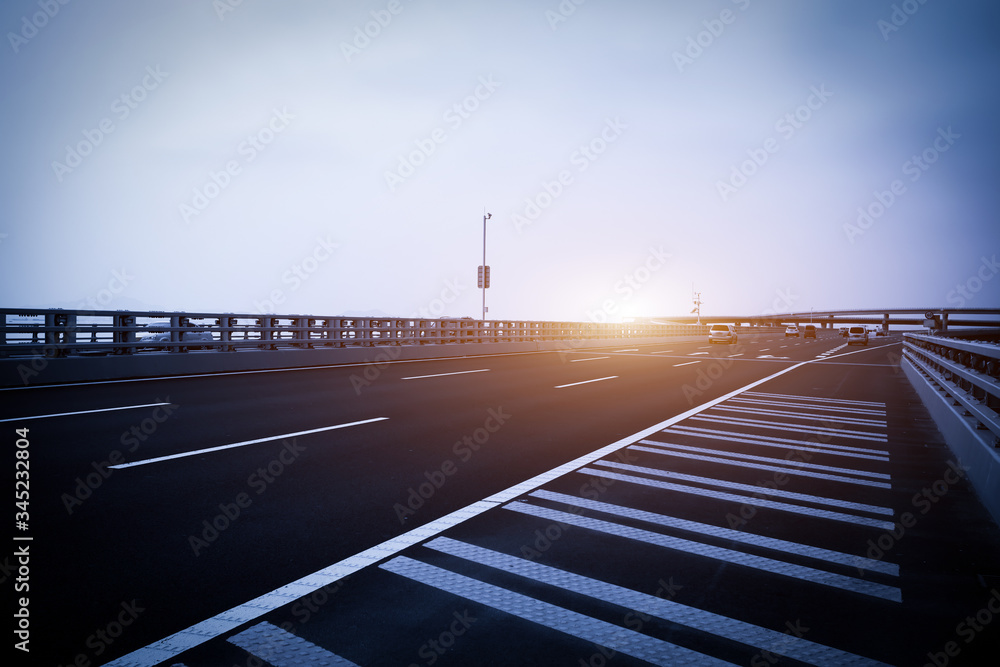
4, 330, 1000, 665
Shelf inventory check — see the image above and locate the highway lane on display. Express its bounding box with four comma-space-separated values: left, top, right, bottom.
4, 330, 897, 664
151, 332, 1000, 667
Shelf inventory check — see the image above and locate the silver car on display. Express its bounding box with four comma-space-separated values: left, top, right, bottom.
708, 324, 738, 344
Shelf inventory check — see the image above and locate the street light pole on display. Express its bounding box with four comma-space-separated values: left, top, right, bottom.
481, 212, 491, 321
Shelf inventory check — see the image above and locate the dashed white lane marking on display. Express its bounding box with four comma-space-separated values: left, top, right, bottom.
674, 361, 701, 367
651, 349, 674, 353
630, 443, 891, 489
402, 368, 490, 380
228, 621, 360, 666
504, 503, 901, 601
577, 467, 896, 530
709, 405, 886, 427
424, 537, 893, 665
528, 491, 899, 577
380, 556, 732, 666
555, 376, 618, 389
570, 356, 610, 362
592, 460, 893, 515
667, 426, 890, 462
0, 401, 173, 423
690, 415, 888, 442
108, 418, 389, 470
637, 439, 891, 480
614, 348, 639, 352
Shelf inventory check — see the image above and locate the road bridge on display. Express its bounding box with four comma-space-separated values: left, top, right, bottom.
3, 311, 1000, 665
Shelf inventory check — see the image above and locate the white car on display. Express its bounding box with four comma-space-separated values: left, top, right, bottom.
785, 326, 799, 337
708, 324, 738, 344
139, 327, 215, 350
846, 326, 868, 346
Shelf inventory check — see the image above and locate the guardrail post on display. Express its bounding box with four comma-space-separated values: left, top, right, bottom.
114, 313, 134, 355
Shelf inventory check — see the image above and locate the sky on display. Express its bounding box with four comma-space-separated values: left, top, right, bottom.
1, 0, 999, 322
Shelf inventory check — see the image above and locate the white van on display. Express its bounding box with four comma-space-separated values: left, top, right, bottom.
846, 326, 868, 346
708, 324, 738, 344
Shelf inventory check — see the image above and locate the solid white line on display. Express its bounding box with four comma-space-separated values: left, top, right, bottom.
638, 439, 891, 479
504, 503, 901, 601
629, 444, 891, 488
381, 556, 725, 666
401, 368, 490, 380
709, 405, 887, 427
673, 361, 701, 367
570, 356, 610, 363
425, 536, 894, 664
578, 467, 896, 530
593, 460, 893, 515
667, 425, 890, 460
555, 376, 618, 388
0, 402, 172, 423
744, 391, 884, 408
727, 397, 886, 417
690, 415, 888, 442
107, 418, 389, 469
228, 622, 359, 667
526, 492, 898, 576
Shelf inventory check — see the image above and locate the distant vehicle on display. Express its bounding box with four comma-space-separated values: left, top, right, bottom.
875, 329, 887, 337
139, 327, 214, 350
840, 327, 849, 337
785, 325, 799, 337
846, 325, 868, 346
708, 324, 738, 344
803, 324, 816, 338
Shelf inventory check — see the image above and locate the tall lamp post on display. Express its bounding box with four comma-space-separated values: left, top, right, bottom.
480, 212, 491, 321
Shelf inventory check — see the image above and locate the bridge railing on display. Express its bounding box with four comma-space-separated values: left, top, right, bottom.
903, 329, 1000, 445
0, 308, 719, 358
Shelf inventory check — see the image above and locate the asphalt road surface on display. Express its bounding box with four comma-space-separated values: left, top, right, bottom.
5, 331, 1000, 666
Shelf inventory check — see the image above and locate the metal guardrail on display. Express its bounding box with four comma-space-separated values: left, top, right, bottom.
903, 329, 1000, 445
0, 308, 730, 359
